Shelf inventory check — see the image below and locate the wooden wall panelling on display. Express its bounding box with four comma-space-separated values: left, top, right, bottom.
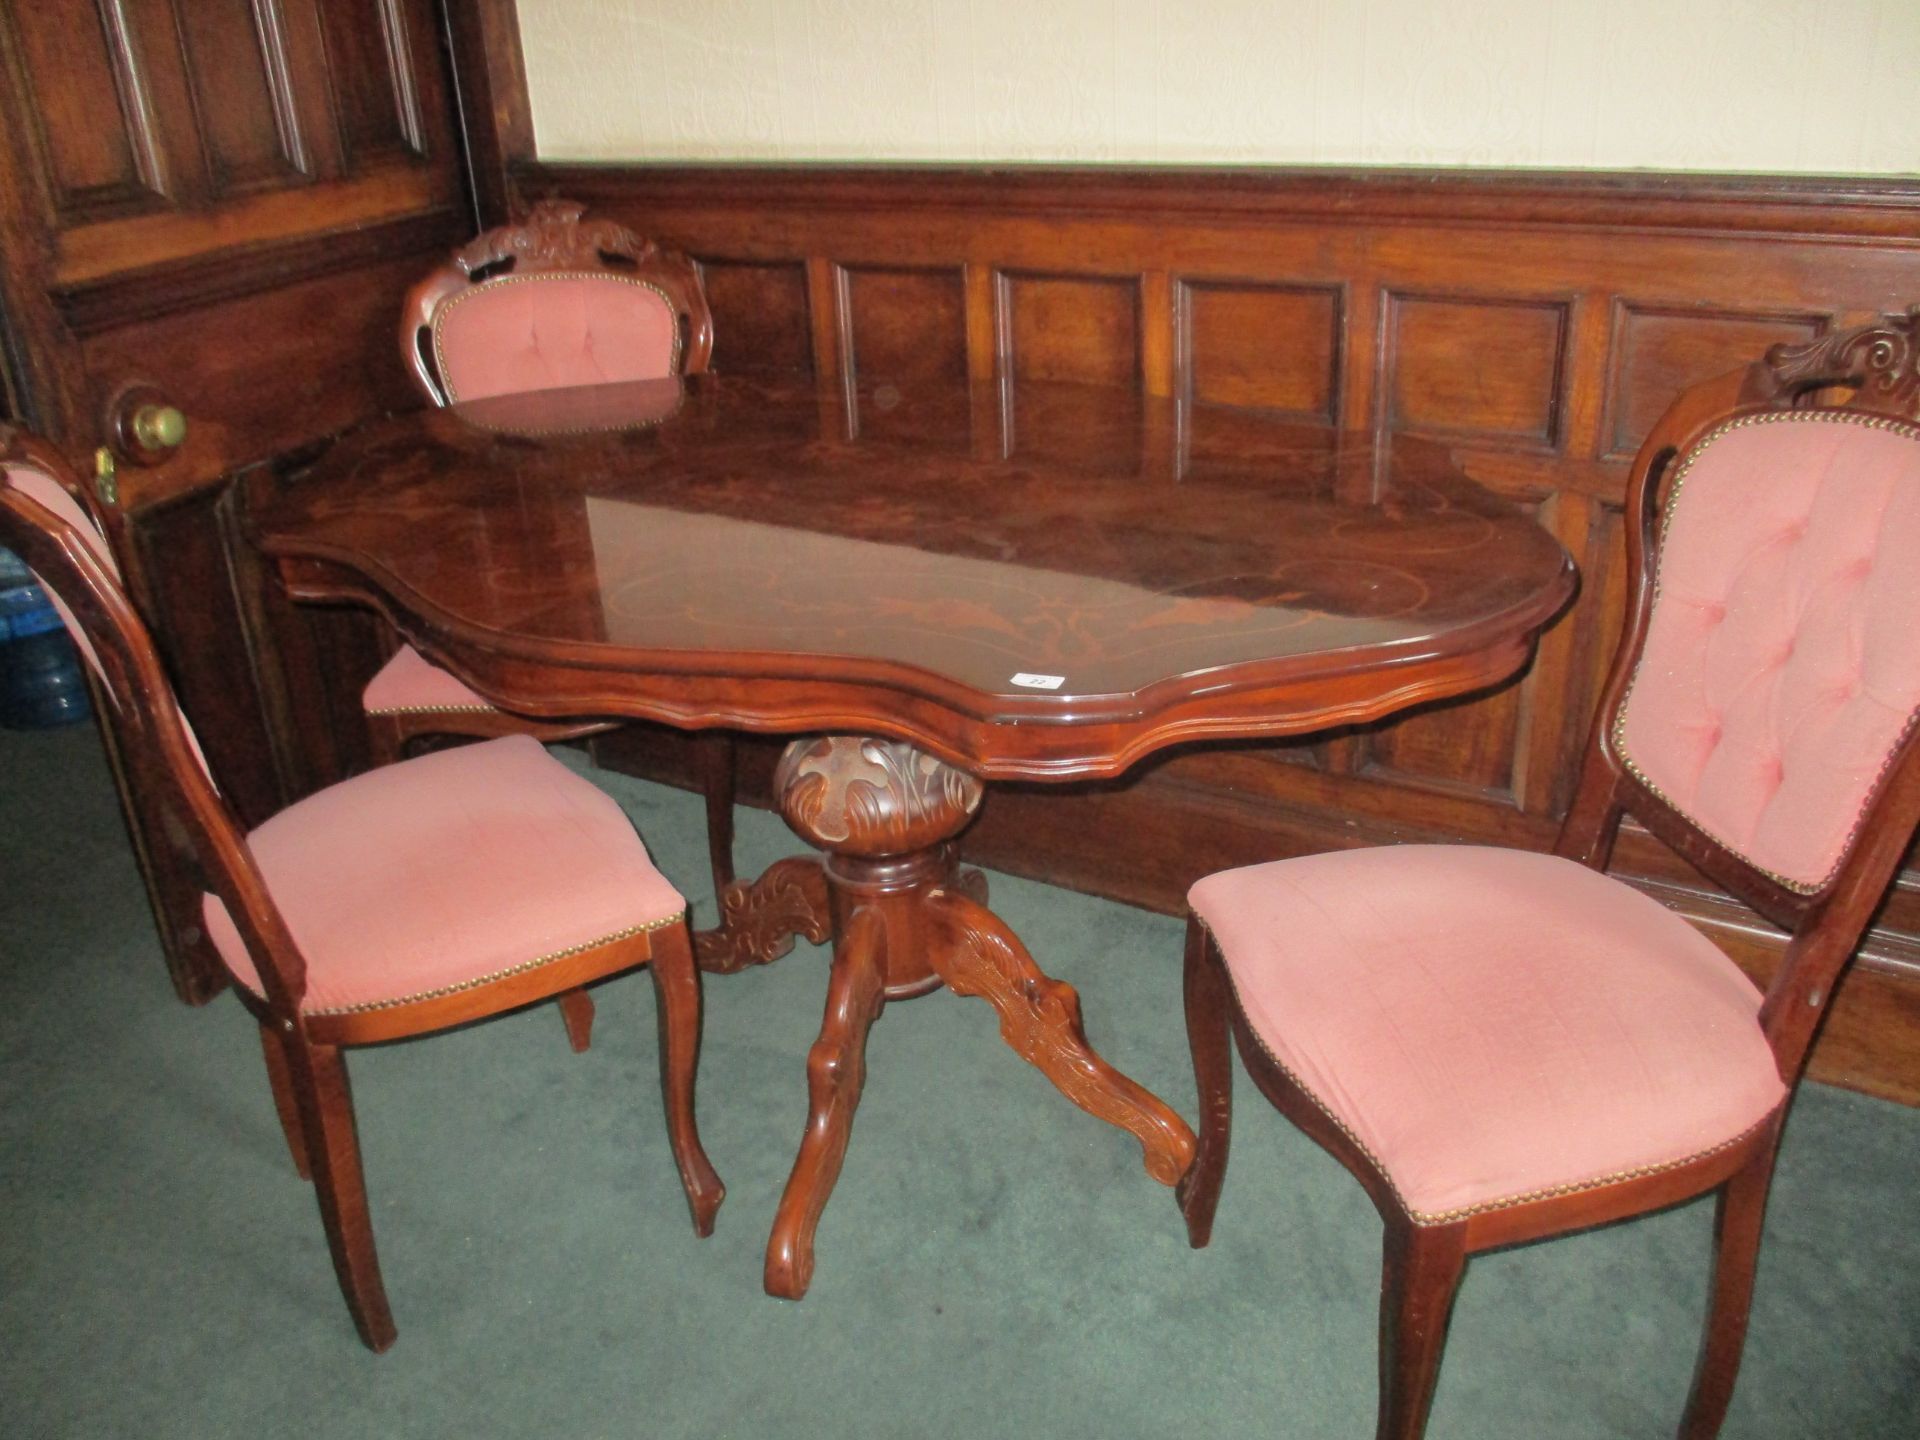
1380, 291, 1571, 448
998, 270, 1141, 388
837, 263, 968, 445
319, 0, 433, 166
996, 270, 1143, 469
693, 257, 816, 378
70, 245, 442, 510
175, 0, 314, 195
1360, 626, 1528, 803
1171, 277, 1341, 766
1177, 278, 1342, 420
1176, 277, 1343, 477
436, 0, 533, 227
6, 0, 171, 224
120, 484, 280, 825
1140, 270, 1175, 399
803, 255, 841, 403
842, 264, 968, 386
511, 162, 1920, 1103
1363, 290, 1574, 804
1601, 302, 1827, 459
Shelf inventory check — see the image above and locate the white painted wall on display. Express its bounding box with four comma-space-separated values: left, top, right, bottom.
517, 0, 1916, 173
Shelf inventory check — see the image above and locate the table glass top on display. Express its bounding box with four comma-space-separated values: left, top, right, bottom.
250, 375, 1575, 717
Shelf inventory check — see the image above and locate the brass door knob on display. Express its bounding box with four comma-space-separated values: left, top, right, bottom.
106, 383, 187, 466
131, 404, 186, 452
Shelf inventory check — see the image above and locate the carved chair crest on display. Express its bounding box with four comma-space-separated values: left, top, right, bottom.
450, 198, 659, 279
1762, 304, 1920, 413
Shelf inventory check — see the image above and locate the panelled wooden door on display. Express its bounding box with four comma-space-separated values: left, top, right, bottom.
0, 0, 474, 1000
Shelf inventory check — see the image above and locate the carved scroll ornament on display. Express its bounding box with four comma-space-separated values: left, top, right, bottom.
775, 736, 984, 858
694, 857, 832, 973
1766, 306, 1920, 412
452, 198, 656, 277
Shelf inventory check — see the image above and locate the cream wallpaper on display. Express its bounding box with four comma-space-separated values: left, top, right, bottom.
517, 0, 1917, 173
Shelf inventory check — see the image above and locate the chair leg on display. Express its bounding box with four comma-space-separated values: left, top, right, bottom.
648, 923, 725, 1237
557, 988, 594, 1052
1177, 915, 1233, 1247
1377, 1219, 1468, 1440
1677, 1128, 1782, 1440
287, 1039, 397, 1352
259, 1023, 311, 1180
697, 732, 737, 901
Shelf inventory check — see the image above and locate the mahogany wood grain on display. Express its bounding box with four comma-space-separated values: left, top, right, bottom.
750, 736, 1193, 1300
1179, 314, 1920, 1438
436, 0, 534, 227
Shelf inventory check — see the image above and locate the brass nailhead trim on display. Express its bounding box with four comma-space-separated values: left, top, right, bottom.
365, 702, 499, 717
1613, 410, 1920, 896
431, 272, 683, 406
1200, 917, 1780, 1227
304, 912, 685, 1017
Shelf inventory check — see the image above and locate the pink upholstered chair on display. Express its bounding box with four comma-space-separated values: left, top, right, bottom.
1177, 309, 1920, 1439
1, 426, 724, 1352
382, 199, 740, 901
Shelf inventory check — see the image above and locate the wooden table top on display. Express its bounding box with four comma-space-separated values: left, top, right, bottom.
246, 375, 1576, 779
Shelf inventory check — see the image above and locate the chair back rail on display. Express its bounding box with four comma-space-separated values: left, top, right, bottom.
1555, 307, 1920, 1082
0, 429, 307, 1016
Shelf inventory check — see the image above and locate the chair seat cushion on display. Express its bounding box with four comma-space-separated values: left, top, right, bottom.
363, 644, 496, 716
203, 736, 684, 1015
1189, 845, 1787, 1222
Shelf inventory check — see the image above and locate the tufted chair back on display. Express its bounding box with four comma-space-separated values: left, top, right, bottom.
1560, 308, 1920, 1083
400, 199, 714, 407
1615, 414, 1920, 891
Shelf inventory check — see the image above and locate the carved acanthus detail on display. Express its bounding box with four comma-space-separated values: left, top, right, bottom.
775, 736, 984, 858
694, 857, 832, 973
453, 198, 656, 277
1765, 306, 1920, 413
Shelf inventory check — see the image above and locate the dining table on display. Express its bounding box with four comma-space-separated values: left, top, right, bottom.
241, 372, 1578, 1300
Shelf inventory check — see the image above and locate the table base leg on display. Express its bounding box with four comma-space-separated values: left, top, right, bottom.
764, 906, 887, 1300
747, 735, 1194, 1300
926, 889, 1195, 1186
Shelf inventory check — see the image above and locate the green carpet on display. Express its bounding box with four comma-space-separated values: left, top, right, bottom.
2, 723, 1915, 1439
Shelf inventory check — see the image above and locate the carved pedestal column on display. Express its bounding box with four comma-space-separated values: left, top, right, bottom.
736, 735, 1194, 1301
762, 737, 982, 1297
776, 735, 984, 996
